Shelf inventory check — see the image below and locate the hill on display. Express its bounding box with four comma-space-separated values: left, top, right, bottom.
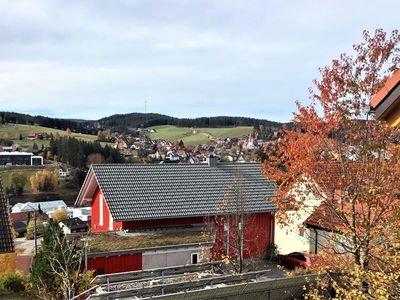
149, 125, 254, 145
0, 124, 105, 151
0, 111, 283, 137
0, 111, 95, 134
98, 113, 282, 132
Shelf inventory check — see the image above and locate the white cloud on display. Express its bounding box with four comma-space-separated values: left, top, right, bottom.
0, 0, 398, 121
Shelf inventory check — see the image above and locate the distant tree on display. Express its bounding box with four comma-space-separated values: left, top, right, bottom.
178, 139, 185, 148
66, 128, 72, 136
230, 146, 238, 156
52, 208, 68, 222
26, 219, 45, 240
30, 170, 59, 192
96, 130, 107, 141
2, 132, 11, 140
32, 142, 38, 151
86, 153, 105, 168
19, 133, 23, 140
10, 172, 27, 195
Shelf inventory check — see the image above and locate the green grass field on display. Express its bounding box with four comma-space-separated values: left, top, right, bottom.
0, 124, 109, 150
149, 125, 253, 145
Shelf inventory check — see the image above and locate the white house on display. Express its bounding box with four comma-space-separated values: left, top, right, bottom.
59, 217, 88, 235
274, 184, 324, 254
59, 167, 70, 178
12, 200, 67, 219
66, 207, 91, 222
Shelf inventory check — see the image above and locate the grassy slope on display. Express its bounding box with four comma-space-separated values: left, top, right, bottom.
149, 125, 252, 145
0, 124, 109, 150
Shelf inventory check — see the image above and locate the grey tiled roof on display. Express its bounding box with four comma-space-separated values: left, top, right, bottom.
92, 163, 277, 221
0, 178, 14, 253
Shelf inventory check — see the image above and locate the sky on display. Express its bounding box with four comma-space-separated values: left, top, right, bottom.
0, 0, 398, 122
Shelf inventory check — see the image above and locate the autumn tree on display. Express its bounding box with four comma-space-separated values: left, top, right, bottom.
86, 153, 105, 167
2, 132, 11, 140
66, 128, 72, 136
52, 208, 68, 222
263, 29, 400, 298
96, 130, 107, 141
30, 169, 59, 192
10, 172, 27, 195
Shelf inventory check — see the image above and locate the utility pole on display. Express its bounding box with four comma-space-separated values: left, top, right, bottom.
27, 204, 42, 256
34, 210, 37, 256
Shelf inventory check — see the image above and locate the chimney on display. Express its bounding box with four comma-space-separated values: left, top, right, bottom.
206, 156, 218, 167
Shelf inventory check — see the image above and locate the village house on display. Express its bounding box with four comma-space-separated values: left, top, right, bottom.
12, 200, 67, 219
0, 152, 43, 166
75, 158, 277, 274
59, 217, 88, 234
370, 69, 400, 126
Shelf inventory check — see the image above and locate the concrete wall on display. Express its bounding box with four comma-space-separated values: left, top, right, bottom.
142, 246, 207, 270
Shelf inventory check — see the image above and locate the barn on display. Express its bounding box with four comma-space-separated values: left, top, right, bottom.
75, 158, 277, 274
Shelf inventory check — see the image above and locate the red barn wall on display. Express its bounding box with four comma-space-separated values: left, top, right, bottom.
210, 212, 274, 260
87, 253, 142, 275
90, 186, 274, 260
91, 188, 122, 232
243, 212, 273, 259
210, 216, 225, 260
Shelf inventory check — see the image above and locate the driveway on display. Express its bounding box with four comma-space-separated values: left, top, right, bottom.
15, 237, 42, 255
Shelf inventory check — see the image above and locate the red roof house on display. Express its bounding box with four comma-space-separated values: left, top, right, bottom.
371, 69, 400, 126
75, 159, 277, 274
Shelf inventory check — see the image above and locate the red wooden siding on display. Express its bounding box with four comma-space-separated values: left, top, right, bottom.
210, 213, 273, 260
210, 216, 225, 260
242, 212, 272, 259
87, 253, 142, 275
121, 216, 206, 230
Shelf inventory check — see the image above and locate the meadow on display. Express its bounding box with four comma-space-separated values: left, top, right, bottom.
0, 124, 107, 150
149, 125, 252, 145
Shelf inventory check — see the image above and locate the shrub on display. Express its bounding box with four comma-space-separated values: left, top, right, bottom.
26, 219, 45, 240
2, 273, 25, 293
52, 208, 68, 222
0, 253, 17, 279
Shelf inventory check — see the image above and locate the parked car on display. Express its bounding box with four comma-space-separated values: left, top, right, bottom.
277, 252, 313, 269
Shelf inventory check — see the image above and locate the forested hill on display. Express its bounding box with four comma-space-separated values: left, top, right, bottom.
98, 113, 282, 130
0, 111, 282, 134
0, 111, 94, 134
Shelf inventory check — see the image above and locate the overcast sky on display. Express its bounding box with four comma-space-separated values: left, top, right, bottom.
0, 0, 398, 122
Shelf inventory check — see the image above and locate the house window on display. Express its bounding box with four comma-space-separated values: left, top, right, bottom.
299, 226, 306, 237
99, 194, 103, 226
191, 253, 199, 264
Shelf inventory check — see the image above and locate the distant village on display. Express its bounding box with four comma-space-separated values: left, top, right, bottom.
0, 125, 277, 168
110, 128, 276, 164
